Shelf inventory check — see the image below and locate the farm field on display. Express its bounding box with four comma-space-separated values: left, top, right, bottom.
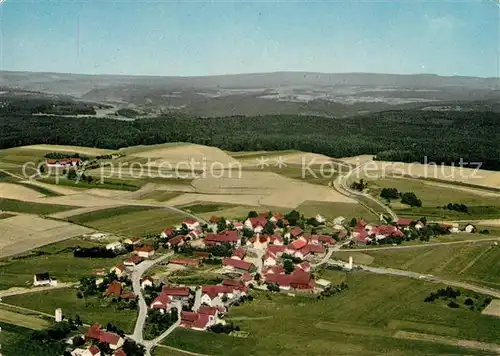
366, 177, 500, 220
296, 200, 375, 221
0, 322, 33, 355
67, 205, 186, 237
0, 213, 93, 259
3, 287, 137, 333
162, 273, 500, 356
335, 241, 500, 287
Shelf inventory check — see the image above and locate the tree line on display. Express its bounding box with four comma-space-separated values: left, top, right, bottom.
2, 110, 500, 170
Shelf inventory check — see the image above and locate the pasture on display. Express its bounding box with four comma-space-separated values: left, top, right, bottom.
67, 205, 186, 237
3, 287, 137, 333
162, 273, 500, 356
336, 241, 500, 287
0, 308, 51, 330
0, 322, 33, 355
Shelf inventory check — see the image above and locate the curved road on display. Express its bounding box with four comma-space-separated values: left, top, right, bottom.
333, 162, 399, 222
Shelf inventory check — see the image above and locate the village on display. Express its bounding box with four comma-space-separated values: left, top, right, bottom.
49, 207, 483, 356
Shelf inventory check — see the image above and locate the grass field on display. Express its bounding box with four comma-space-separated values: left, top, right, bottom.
0, 321, 33, 355
67, 205, 186, 237
0, 198, 76, 214
0, 308, 51, 330
152, 346, 197, 356
136, 191, 183, 202
181, 203, 239, 214
367, 178, 500, 220
3, 288, 137, 333
162, 273, 500, 356
336, 242, 500, 287
296, 200, 375, 221
0, 239, 126, 289
39, 177, 142, 191
15, 182, 63, 197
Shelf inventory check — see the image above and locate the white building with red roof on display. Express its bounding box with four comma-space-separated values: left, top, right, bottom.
109, 264, 126, 278
85, 324, 124, 350
183, 219, 200, 231
133, 245, 155, 258
263, 250, 278, 267
231, 247, 246, 260
222, 258, 256, 273
204, 230, 241, 246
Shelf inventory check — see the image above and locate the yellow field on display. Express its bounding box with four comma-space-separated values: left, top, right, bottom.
20, 144, 116, 156
0, 214, 93, 258
0, 182, 44, 200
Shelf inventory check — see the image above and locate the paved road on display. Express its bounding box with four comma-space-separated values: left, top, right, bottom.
311, 240, 351, 268
130, 252, 173, 344
333, 162, 399, 222
327, 259, 500, 299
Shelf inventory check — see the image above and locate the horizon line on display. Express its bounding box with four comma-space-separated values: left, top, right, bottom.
1, 69, 499, 80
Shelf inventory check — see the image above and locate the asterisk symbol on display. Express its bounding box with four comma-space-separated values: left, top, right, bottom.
274, 156, 288, 169
255, 156, 269, 169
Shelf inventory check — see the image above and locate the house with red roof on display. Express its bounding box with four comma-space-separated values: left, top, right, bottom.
150, 291, 172, 313
169, 258, 200, 267
286, 227, 304, 239
397, 218, 413, 228
269, 233, 283, 245
268, 244, 286, 257
244, 216, 268, 233
263, 250, 278, 267
265, 269, 315, 291
46, 158, 81, 167
180, 310, 217, 331
188, 229, 203, 239
263, 265, 285, 275
222, 258, 256, 273
200, 284, 247, 307
133, 245, 155, 258
240, 273, 254, 285
124, 255, 144, 268
104, 281, 122, 297
85, 324, 124, 350
183, 219, 200, 231
317, 235, 336, 246
161, 228, 176, 239
204, 230, 240, 246
162, 286, 191, 301
109, 264, 126, 278
92, 269, 106, 276
113, 350, 126, 356
123, 237, 141, 245
296, 262, 311, 273
231, 247, 246, 260
287, 236, 308, 252
232, 222, 244, 230
140, 276, 155, 289
71, 345, 101, 356
165, 235, 186, 248
295, 244, 325, 259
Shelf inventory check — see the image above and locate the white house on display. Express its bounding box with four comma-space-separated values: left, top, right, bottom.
33, 273, 57, 287
140, 277, 154, 289
133, 245, 155, 258
315, 214, 326, 224
263, 251, 278, 267
450, 223, 460, 233
109, 264, 126, 278
71, 345, 100, 356
333, 216, 346, 226
415, 221, 425, 230
105, 241, 123, 251
183, 219, 200, 231
465, 224, 476, 233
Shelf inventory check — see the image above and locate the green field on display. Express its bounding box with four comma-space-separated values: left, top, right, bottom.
39, 177, 141, 191
367, 178, 500, 220
162, 273, 499, 356
137, 191, 183, 202
0, 239, 127, 289
0, 308, 51, 330
0, 321, 34, 355
67, 205, 186, 237
152, 346, 197, 356
182, 203, 239, 214
3, 288, 137, 333
336, 242, 500, 287
296, 200, 376, 221
0, 198, 76, 215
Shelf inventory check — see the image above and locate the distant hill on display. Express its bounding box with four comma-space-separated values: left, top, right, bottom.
0, 71, 498, 117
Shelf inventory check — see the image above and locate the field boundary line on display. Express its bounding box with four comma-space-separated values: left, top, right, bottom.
459, 246, 494, 274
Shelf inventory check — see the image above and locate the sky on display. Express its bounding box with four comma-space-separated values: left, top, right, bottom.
0, 0, 498, 77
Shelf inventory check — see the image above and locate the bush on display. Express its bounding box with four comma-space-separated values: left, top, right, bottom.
400, 192, 422, 207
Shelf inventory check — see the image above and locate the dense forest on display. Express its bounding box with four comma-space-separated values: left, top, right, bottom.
1, 110, 500, 170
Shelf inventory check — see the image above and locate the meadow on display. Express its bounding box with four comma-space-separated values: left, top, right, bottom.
0, 321, 34, 355
67, 205, 186, 236
0, 197, 76, 214
0, 238, 127, 289
367, 177, 500, 220
3, 287, 138, 333
162, 273, 500, 356
335, 241, 500, 287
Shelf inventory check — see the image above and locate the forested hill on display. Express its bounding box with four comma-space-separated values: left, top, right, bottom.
1, 110, 500, 170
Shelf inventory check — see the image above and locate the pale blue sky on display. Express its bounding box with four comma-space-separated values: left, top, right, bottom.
0, 0, 498, 77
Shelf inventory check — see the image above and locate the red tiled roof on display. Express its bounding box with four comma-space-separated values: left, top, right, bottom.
268, 245, 286, 254
232, 247, 246, 259
184, 219, 198, 225
240, 273, 253, 281
356, 230, 370, 242
113, 264, 125, 272
249, 216, 267, 227
167, 235, 185, 246
194, 251, 211, 258
223, 257, 255, 271
209, 216, 219, 223
119, 292, 136, 299
358, 219, 367, 228
300, 244, 325, 256
114, 350, 126, 356
397, 218, 413, 226
125, 255, 144, 265
170, 258, 200, 267
205, 230, 240, 244
289, 238, 307, 250
263, 265, 285, 274
318, 235, 336, 245
163, 228, 175, 236
198, 305, 218, 315
201, 285, 234, 298
163, 286, 190, 297
104, 281, 122, 297
290, 227, 303, 237
181, 311, 198, 323
151, 291, 171, 309
86, 324, 102, 339
134, 245, 154, 253
88, 345, 100, 356
192, 313, 210, 329
222, 279, 245, 287
99, 331, 121, 345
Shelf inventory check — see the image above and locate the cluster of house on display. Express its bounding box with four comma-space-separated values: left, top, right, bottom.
45, 157, 82, 168
71, 324, 126, 356
146, 278, 249, 331
161, 212, 341, 293
108, 242, 156, 280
